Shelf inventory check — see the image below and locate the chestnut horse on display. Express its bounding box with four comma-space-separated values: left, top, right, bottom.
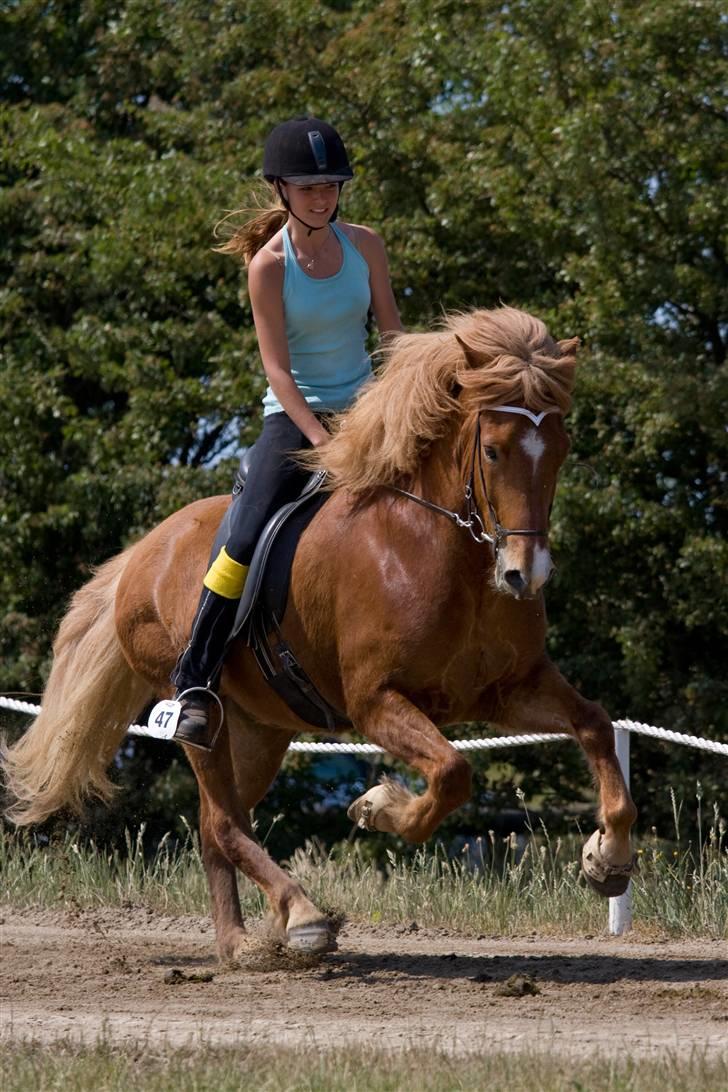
2, 306, 636, 957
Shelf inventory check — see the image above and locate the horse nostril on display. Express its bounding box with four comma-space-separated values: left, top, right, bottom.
504, 570, 527, 593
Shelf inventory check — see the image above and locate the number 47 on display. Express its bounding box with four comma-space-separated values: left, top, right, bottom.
154, 709, 175, 729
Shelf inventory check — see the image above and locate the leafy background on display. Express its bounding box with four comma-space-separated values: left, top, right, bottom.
1, 0, 725, 855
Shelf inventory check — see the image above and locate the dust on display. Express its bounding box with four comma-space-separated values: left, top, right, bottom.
1, 907, 726, 1058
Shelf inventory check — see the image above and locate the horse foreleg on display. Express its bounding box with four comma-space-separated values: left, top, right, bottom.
187, 705, 335, 956
490, 658, 637, 896
347, 690, 472, 843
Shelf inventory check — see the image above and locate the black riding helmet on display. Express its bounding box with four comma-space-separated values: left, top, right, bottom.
263, 117, 353, 183
263, 117, 353, 233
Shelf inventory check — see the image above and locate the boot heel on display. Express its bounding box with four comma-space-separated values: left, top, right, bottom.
173, 688, 225, 751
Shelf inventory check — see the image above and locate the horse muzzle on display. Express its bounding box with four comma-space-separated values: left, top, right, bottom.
496, 544, 554, 599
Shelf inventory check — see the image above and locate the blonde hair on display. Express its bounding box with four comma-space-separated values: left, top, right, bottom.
213, 183, 287, 266
307, 306, 579, 494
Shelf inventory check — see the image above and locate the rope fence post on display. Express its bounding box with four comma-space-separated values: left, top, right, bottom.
609, 726, 632, 935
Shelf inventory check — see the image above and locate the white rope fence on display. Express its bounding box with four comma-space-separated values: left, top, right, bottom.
287, 720, 728, 756
1, 696, 726, 757
2, 694, 726, 937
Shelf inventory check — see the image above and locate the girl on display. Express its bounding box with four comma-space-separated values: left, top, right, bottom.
171, 117, 402, 748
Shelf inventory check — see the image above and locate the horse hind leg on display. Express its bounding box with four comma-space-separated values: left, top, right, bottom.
189, 699, 336, 959
198, 785, 246, 962
194, 702, 260, 961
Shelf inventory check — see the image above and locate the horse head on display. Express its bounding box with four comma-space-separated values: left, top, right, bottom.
475, 404, 570, 599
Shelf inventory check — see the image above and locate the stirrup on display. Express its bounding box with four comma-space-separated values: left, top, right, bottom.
172, 687, 225, 752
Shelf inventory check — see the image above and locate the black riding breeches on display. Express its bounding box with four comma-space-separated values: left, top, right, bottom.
171, 411, 316, 692
225, 411, 314, 567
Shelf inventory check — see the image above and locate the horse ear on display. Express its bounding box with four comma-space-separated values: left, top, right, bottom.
557, 336, 580, 357
455, 334, 479, 369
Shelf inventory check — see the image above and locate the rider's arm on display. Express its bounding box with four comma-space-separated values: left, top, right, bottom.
247, 248, 329, 447
353, 225, 403, 339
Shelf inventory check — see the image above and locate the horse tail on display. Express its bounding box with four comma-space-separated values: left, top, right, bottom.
1, 547, 154, 826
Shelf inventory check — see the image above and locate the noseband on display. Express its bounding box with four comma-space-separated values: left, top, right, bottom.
388, 406, 559, 555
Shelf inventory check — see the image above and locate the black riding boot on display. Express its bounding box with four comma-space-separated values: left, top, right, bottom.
171, 589, 239, 750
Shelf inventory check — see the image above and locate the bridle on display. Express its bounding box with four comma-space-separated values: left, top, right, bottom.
387, 406, 560, 556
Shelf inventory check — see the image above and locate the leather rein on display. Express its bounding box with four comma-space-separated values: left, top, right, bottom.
387, 408, 557, 555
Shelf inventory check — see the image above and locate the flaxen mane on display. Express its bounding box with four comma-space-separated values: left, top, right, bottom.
311, 306, 578, 494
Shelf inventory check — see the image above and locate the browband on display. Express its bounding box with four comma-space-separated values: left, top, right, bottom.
488, 405, 560, 427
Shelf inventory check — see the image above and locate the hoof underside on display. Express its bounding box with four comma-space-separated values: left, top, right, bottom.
287, 923, 337, 954
581, 831, 637, 897
347, 778, 413, 833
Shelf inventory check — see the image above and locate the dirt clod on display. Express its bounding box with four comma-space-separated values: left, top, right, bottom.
163, 968, 214, 985
494, 974, 541, 997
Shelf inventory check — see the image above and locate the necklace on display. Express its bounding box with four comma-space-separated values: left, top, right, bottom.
294, 228, 332, 272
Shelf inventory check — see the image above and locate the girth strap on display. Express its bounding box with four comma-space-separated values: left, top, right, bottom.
250, 613, 351, 732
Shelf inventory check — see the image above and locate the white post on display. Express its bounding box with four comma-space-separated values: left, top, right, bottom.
609, 726, 632, 935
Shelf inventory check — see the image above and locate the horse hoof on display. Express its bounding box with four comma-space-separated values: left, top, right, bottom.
347, 779, 412, 833
218, 930, 251, 963
581, 830, 637, 898
287, 923, 337, 954
347, 793, 376, 830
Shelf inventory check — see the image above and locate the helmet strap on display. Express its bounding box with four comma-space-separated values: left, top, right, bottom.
275, 181, 344, 236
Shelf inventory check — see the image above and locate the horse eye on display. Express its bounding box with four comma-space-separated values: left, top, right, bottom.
484, 446, 498, 462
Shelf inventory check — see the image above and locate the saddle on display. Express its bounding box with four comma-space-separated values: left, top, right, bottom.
209, 451, 351, 732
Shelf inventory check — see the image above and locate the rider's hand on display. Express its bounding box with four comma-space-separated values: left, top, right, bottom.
311, 427, 330, 448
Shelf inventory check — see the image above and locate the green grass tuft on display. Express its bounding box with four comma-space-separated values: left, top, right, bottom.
1, 790, 725, 938
1, 1041, 727, 1092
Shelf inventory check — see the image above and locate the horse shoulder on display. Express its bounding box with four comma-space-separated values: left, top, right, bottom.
292, 491, 472, 678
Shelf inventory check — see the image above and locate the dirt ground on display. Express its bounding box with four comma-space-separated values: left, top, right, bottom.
1, 907, 726, 1059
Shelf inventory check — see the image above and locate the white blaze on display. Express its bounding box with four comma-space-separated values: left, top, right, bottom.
532, 544, 552, 589
521, 427, 545, 469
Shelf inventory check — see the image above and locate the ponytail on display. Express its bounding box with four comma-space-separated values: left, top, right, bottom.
213, 184, 287, 266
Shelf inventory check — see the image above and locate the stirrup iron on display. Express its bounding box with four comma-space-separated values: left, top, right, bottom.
146, 688, 225, 751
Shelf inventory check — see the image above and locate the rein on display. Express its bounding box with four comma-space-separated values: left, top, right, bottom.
387, 409, 555, 555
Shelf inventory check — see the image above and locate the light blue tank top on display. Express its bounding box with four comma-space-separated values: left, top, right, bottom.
262, 223, 372, 416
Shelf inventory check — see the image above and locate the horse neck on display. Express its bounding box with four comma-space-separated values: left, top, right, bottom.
416, 424, 472, 511
394, 434, 495, 616
410, 433, 489, 564
410, 438, 460, 511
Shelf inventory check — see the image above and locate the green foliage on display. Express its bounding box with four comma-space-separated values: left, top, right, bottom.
0, 1, 725, 841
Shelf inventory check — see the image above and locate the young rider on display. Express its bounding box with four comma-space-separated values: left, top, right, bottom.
171, 117, 402, 749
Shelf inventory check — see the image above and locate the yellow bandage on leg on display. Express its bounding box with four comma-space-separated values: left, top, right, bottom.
203, 547, 249, 600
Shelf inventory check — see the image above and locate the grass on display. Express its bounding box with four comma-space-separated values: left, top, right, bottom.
2, 1041, 727, 1092
1, 790, 725, 938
